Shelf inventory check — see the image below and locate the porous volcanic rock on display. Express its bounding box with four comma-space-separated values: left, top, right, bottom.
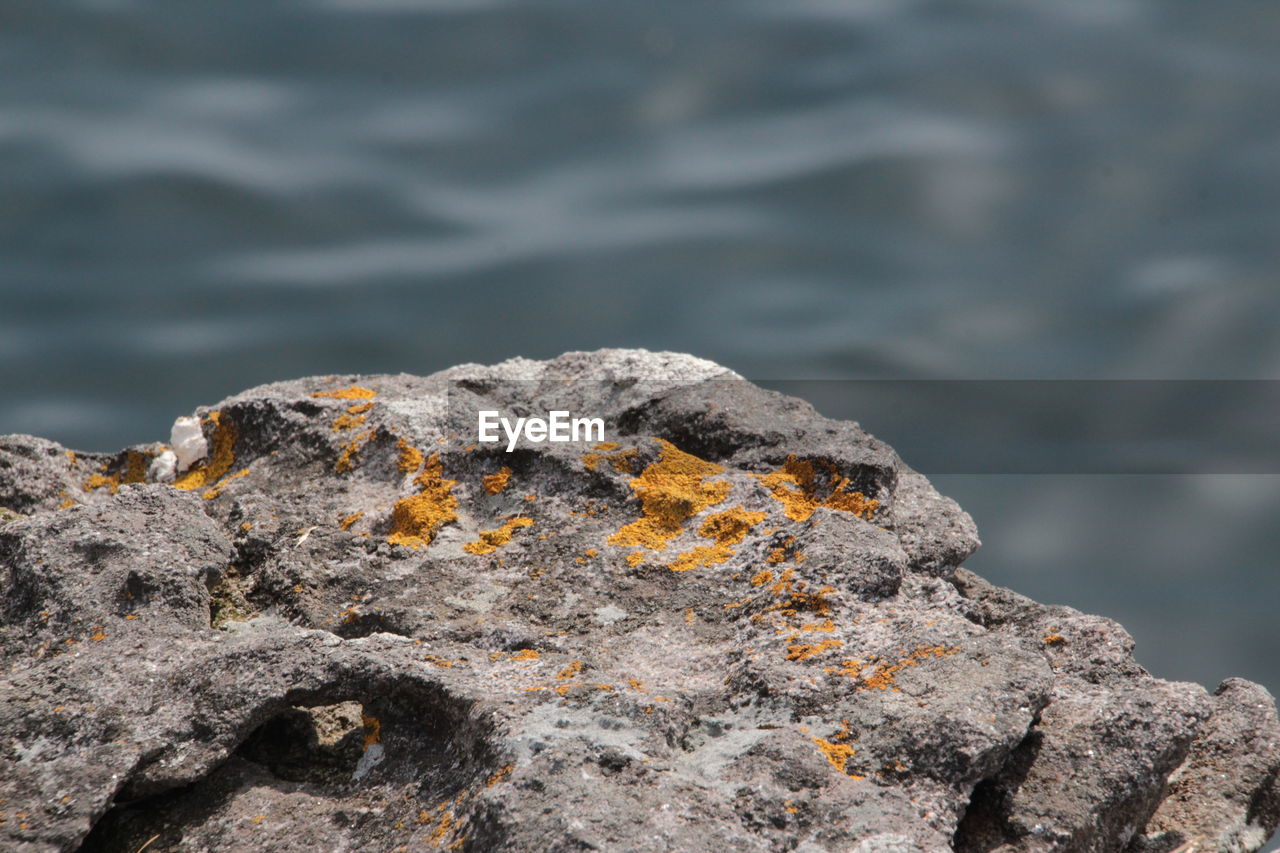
1, 349, 1276, 853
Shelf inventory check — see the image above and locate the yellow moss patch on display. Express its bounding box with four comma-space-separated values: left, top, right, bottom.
607, 439, 730, 552
387, 452, 459, 548
482, 466, 512, 495
339, 512, 364, 531
756, 456, 880, 522
668, 505, 766, 572
174, 413, 237, 490
463, 517, 533, 555
312, 385, 376, 400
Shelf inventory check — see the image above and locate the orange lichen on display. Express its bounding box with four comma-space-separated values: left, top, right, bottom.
509, 649, 540, 661
332, 412, 367, 432
66, 450, 77, 465
347, 402, 374, 415
852, 645, 959, 691
174, 413, 237, 490
203, 467, 250, 500
758, 567, 837, 620
82, 451, 150, 494
387, 452, 458, 548
395, 437, 425, 474
786, 639, 843, 661
485, 765, 515, 787
312, 385, 376, 400
756, 456, 880, 522
1043, 633, 1065, 645
82, 474, 113, 493
607, 440, 729, 552
362, 714, 381, 748
751, 569, 775, 587
463, 517, 533, 555
339, 512, 364, 531
701, 505, 766, 541
557, 660, 583, 679
482, 466, 512, 495
582, 443, 638, 475
812, 737, 856, 774
58, 498, 76, 510
667, 505, 767, 573
89, 627, 106, 642
335, 430, 374, 474
625, 552, 644, 567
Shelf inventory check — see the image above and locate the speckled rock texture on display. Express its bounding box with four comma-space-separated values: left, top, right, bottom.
1, 349, 1277, 853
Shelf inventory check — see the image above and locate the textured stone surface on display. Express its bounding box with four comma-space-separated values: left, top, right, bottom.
0, 349, 1276, 852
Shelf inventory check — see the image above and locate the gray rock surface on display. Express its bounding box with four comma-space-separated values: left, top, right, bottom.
0, 348, 1276, 852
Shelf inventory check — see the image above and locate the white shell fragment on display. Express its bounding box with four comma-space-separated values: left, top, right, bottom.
170, 416, 208, 473
149, 450, 178, 483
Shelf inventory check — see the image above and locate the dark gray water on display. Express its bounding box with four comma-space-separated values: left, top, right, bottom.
3, 0, 1279, 724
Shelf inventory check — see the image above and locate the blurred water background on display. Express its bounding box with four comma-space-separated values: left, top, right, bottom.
3, 0, 1279, 719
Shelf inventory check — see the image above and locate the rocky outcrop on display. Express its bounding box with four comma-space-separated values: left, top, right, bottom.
1, 349, 1276, 852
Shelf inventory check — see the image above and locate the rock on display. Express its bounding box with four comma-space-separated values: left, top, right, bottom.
0, 348, 1276, 853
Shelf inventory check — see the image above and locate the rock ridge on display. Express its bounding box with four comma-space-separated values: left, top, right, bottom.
0, 349, 1276, 853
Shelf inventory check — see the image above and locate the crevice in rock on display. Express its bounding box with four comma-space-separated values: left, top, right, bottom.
77, 682, 499, 853
952, 718, 1045, 853
330, 610, 414, 640
206, 522, 280, 629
